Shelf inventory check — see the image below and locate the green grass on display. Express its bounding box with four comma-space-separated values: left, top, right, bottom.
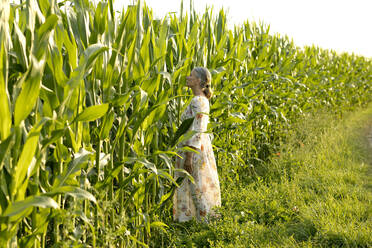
158, 106, 372, 247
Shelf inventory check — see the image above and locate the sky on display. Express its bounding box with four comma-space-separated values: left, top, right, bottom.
117, 0, 372, 58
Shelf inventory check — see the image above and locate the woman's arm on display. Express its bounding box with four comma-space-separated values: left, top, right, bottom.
185, 97, 208, 150
184, 151, 194, 174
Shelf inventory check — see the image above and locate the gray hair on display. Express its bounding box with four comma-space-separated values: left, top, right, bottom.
193, 67, 213, 99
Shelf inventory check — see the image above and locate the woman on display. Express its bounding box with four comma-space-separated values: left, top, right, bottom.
173, 67, 221, 222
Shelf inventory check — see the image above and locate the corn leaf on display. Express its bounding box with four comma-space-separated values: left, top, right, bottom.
74, 103, 109, 122
0, 28, 11, 141
14, 56, 46, 126
2, 195, 58, 221
11, 118, 49, 196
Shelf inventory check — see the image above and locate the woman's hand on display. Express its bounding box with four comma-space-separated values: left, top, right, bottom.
184, 151, 194, 174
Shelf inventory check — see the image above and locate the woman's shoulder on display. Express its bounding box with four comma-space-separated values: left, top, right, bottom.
191, 95, 209, 104
191, 95, 209, 110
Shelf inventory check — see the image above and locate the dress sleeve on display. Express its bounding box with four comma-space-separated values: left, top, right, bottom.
185, 97, 209, 149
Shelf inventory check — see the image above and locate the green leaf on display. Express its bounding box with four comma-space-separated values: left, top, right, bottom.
81, 44, 109, 74
65, 187, 96, 203
13, 22, 28, 69
95, 165, 122, 190
53, 149, 92, 188
0, 41, 11, 141
0, 133, 14, 171
227, 113, 247, 123
74, 103, 109, 122
63, 29, 78, 69
150, 221, 168, 232
2, 196, 58, 221
66, 124, 79, 152
37, 14, 58, 40
47, 45, 67, 87
67, 44, 109, 88
110, 91, 132, 107
99, 110, 115, 140
170, 117, 195, 147
14, 56, 46, 126
124, 157, 157, 175
128, 235, 149, 248
11, 118, 50, 196
94, 2, 108, 35
160, 71, 172, 84
157, 190, 173, 207
48, 186, 96, 203
41, 129, 65, 150
158, 169, 179, 186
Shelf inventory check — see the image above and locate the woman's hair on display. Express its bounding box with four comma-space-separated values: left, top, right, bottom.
193, 67, 213, 99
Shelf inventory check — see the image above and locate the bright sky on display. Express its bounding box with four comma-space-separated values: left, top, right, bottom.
117, 0, 372, 58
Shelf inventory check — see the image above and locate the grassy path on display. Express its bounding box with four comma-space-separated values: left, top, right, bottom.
158, 106, 372, 248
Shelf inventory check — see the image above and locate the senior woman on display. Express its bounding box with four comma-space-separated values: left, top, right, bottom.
173, 67, 221, 222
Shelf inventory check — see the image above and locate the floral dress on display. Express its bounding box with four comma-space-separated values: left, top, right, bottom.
173, 95, 221, 222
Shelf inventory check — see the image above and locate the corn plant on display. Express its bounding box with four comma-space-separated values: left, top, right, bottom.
0, 0, 371, 247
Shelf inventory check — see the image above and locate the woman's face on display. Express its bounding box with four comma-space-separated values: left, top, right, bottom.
186, 70, 200, 88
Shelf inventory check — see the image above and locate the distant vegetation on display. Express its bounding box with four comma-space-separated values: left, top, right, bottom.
0, 0, 371, 247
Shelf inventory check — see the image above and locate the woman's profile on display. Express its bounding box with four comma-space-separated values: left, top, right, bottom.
173, 67, 221, 222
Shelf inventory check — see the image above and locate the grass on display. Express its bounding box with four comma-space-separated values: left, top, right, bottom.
157, 105, 372, 247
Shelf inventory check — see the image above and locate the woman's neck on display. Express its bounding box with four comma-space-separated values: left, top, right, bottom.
191, 86, 204, 97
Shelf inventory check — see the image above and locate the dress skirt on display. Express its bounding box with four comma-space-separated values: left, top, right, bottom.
173, 96, 221, 222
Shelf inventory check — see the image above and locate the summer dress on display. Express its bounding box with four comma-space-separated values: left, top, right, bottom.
173, 95, 221, 222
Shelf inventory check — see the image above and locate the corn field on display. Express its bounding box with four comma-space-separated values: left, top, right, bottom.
0, 0, 371, 247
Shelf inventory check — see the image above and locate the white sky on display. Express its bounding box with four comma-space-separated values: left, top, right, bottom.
116, 0, 372, 58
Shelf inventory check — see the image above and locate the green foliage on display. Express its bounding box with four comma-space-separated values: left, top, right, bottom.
160, 106, 372, 247
0, 0, 371, 247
